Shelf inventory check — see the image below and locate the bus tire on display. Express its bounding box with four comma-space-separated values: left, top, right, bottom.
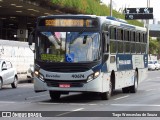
101, 80, 112, 100
122, 87, 130, 93
0, 78, 3, 90
49, 91, 61, 101
130, 71, 138, 93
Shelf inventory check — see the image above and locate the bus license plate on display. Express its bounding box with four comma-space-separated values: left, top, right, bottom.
59, 84, 70, 88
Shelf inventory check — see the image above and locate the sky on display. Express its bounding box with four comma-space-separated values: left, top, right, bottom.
101, 0, 160, 23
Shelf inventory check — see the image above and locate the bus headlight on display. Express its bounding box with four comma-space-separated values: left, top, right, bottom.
94, 71, 100, 78
34, 71, 39, 76
34, 70, 45, 82
39, 74, 45, 82
87, 74, 94, 82
87, 71, 100, 82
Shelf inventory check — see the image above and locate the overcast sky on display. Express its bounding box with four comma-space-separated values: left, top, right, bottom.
101, 0, 159, 23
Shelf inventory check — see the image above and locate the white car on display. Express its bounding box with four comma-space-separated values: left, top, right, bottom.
27, 64, 34, 78
148, 60, 156, 70
153, 60, 160, 70
0, 59, 18, 89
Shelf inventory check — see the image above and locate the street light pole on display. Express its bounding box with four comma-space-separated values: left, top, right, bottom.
110, 0, 112, 16
147, 0, 150, 56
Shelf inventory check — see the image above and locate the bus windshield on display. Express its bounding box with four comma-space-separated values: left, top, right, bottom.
37, 31, 100, 63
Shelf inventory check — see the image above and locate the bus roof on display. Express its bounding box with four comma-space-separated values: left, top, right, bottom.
37, 14, 146, 32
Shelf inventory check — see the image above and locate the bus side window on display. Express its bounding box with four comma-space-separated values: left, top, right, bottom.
102, 31, 109, 53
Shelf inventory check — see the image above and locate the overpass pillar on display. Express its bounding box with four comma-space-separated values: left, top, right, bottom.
17, 17, 28, 42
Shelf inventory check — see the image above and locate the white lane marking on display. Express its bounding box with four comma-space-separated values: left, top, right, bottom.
146, 77, 160, 81
88, 104, 97, 106
69, 103, 87, 106
113, 95, 129, 100
112, 104, 160, 107
56, 108, 84, 117
146, 89, 156, 91
25, 94, 49, 100
73, 108, 84, 111
0, 101, 16, 103
38, 102, 61, 105
146, 78, 155, 81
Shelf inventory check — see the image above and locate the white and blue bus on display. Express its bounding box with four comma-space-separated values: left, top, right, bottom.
29, 15, 148, 100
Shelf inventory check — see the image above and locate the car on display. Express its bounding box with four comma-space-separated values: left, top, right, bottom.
27, 64, 34, 78
0, 59, 18, 89
148, 60, 156, 70
153, 60, 160, 70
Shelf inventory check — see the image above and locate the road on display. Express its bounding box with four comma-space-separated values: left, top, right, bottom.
0, 71, 160, 120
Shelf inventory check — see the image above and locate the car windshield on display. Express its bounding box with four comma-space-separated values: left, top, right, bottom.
148, 61, 154, 64
37, 31, 100, 63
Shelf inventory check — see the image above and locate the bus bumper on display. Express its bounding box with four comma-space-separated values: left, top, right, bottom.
34, 74, 109, 93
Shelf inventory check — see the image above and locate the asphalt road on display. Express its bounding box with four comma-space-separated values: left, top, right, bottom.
0, 70, 160, 120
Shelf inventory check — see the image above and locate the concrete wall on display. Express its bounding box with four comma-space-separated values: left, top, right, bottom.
0, 40, 34, 74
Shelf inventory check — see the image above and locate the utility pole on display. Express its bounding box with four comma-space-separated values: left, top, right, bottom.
110, 0, 112, 16
147, 0, 150, 55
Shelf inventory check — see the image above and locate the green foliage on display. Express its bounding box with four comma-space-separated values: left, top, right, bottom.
51, 0, 143, 27
149, 37, 160, 55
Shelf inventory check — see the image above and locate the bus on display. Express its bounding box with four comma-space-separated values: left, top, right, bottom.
28, 15, 148, 100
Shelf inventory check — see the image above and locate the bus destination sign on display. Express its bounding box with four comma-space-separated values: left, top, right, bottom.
45, 19, 84, 27
39, 19, 98, 27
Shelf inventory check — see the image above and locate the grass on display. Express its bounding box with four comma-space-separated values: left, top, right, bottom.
51, 0, 144, 27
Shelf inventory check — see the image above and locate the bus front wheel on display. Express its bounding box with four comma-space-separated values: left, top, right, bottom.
100, 80, 112, 100
49, 91, 61, 101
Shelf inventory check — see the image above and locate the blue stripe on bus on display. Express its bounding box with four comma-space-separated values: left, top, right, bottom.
144, 54, 148, 68
92, 63, 107, 73
120, 23, 135, 29
116, 54, 133, 71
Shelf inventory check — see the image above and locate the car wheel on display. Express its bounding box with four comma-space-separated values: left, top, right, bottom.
0, 78, 2, 90
11, 77, 18, 88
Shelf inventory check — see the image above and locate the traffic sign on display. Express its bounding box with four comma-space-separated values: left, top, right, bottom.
124, 8, 153, 20
125, 14, 153, 20
124, 8, 153, 14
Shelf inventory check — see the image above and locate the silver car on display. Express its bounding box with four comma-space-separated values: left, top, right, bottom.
148, 60, 156, 70
0, 59, 18, 89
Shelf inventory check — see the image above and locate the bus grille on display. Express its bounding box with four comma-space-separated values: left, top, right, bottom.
45, 79, 86, 87
44, 66, 89, 72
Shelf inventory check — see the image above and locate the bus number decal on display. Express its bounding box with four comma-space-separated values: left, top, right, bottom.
72, 74, 85, 78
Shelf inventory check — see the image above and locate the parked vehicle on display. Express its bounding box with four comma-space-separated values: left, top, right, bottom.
0, 59, 18, 89
153, 60, 160, 70
148, 60, 156, 70
27, 64, 34, 78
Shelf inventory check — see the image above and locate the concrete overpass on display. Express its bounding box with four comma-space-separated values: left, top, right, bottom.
0, 0, 78, 41
149, 24, 160, 37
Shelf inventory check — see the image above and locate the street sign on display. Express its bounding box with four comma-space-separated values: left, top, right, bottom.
124, 8, 153, 20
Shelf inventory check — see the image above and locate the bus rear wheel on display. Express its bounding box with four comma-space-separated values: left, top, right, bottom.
130, 71, 138, 93
122, 87, 130, 93
101, 80, 112, 100
49, 91, 61, 101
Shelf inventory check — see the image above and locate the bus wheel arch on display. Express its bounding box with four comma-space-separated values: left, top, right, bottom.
111, 70, 115, 90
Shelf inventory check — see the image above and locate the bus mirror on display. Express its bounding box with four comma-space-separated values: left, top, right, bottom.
102, 31, 109, 52
28, 34, 33, 45
105, 31, 109, 43
28, 29, 35, 46
83, 35, 88, 44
